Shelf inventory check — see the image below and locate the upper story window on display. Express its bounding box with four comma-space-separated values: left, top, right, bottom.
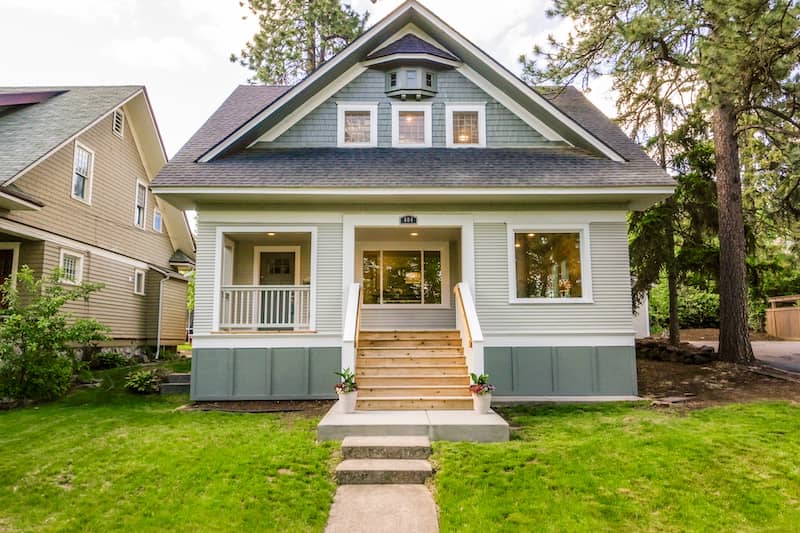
385, 68, 437, 98
391, 103, 432, 147
134, 181, 147, 229
446, 104, 487, 148
112, 108, 125, 138
133, 269, 146, 295
337, 103, 378, 147
509, 225, 593, 304
59, 249, 84, 285
71, 142, 94, 204
153, 209, 163, 233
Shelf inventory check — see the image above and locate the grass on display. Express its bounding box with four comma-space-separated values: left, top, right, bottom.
0, 362, 337, 533
434, 402, 800, 532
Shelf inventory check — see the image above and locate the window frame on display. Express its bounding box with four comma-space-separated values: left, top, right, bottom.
112, 108, 125, 139
337, 103, 379, 147
71, 141, 94, 204
134, 180, 148, 229
58, 249, 84, 285
445, 103, 487, 148
133, 269, 146, 296
391, 102, 432, 148
507, 224, 593, 304
153, 208, 163, 233
357, 240, 450, 308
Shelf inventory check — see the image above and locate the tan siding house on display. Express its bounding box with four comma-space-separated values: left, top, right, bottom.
0, 86, 194, 352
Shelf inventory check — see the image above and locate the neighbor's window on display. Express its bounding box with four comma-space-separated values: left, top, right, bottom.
59, 250, 83, 285
344, 111, 371, 144
72, 143, 93, 202
134, 181, 147, 228
514, 232, 583, 299
362, 250, 442, 305
134, 269, 145, 295
452, 111, 479, 145
153, 209, 163, 233
398, 111, 425, 144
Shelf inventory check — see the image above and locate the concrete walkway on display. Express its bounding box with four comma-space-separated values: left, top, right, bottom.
325, 485, 438, 533
689, 340, 800, 373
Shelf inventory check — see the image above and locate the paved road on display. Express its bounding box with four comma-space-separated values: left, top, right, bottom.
689, 340, 800, 373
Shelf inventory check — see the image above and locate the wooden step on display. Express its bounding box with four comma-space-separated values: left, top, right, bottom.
358, 347, 464, 356
357, 375, 470, 386
359, 330, 461, 341
358, 385, 471, 398
356, 365, 468, 377
356, 397, 474, 410
358, 356, 466, 366
359, 338, 463, 347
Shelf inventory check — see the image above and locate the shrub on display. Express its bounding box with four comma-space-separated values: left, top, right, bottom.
0, 266, 109, 402
649, 281, 720, 330
125, 368, 167, 394
89, 351, 129, 370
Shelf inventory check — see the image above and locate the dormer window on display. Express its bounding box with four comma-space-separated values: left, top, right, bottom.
425, 73, 433, 88
389, 72, 397, 88
445, 104, 487, 148
407, 70, 417, 86
384, 68, 437, 99
337, 103, 378, 147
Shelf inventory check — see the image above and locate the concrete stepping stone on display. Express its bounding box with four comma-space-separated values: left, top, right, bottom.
341, 435, 432, 460
336, 459, 432, 485
324, 485, 438, 533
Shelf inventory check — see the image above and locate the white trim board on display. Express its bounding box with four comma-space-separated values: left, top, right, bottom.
483, 334, 635, 347
493, 396, 642, 403
154, 186, 675, 197
192, 333, 342, 349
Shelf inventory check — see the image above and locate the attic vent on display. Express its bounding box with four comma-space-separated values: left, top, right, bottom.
112, 108, 125, 138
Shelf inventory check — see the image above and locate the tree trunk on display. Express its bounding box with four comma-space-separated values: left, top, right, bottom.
712, 103, 755, 364
665, 199, 680, 345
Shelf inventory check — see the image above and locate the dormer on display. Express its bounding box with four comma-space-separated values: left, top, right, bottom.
363, 34, 460, 100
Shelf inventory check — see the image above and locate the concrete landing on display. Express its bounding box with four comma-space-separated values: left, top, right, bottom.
317, 402, 509, 442
325, 485, 438, 533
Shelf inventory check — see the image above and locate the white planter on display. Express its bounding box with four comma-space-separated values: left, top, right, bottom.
338, 391, 358, 413
472, 393, 492, 414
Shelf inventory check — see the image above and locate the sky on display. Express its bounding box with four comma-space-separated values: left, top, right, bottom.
0, 0, 615, 158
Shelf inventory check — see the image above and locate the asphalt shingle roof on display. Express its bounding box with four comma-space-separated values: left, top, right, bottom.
154, 85, 673, 189
0, 86, 142, 185
365, 34, 460, 62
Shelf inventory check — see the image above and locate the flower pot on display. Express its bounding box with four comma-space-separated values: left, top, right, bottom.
472, 392, 492, 414
338, 390, 357, 413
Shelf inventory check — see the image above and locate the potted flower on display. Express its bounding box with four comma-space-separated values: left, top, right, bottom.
469, 373, 496, 414
334, 368, 358, 413
558, 278, 572, 298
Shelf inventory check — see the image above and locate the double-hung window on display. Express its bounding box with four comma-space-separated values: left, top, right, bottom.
72, 142, 94, 203
337, 103, 378, 147
153, 209, 163, 233
391, 103, 432, 147
509, 225, 592, 303
445, 104, 486, 147
134, 181, 147, 229
59, 249, 84, 285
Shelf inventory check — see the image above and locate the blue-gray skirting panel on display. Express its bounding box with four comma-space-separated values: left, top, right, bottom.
485, 346, 638, 396
191, 347, 341, 400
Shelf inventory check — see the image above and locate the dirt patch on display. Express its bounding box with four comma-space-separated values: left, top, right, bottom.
679, 328, 779, 342
637, 359, 800, 408
180, 399, 334, 416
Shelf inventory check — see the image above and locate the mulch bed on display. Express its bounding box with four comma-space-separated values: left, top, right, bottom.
179, 399, 334, 416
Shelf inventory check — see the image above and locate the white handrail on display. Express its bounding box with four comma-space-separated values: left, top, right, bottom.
454, 282, 484, 375
342, 283, 361, 371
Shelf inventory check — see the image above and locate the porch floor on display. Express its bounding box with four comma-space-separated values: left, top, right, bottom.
316, 402, 509, 442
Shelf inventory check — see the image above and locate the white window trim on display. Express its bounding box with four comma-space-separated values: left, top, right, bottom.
112, 108, 125, 139
391, 102, 432, 148
71, 141, 94, 205
0, 242, 20, 289
507, 223, 593, 304
356, 240, 450, 308
133, 269, 146, 295
252, 245, 302, 285
134, 180, 148, 230
337, 102, 378, 147
59, 249, 84, 285
445, 103, 487, 148
152, 208, 163, 233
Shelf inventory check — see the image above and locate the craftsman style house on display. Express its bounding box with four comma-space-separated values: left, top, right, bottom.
153, 1, 673, 406
0, 86, 195, 353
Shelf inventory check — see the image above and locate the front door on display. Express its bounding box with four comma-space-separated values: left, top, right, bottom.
258, 251, 297, 328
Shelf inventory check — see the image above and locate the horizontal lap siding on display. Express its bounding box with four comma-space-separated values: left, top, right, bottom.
360, 307, 456, 330
268, 70, 552, 148
474, 222, 634, 334
160, 278, 188, 343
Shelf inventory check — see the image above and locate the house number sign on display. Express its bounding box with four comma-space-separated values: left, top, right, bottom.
400, 215, 418, 224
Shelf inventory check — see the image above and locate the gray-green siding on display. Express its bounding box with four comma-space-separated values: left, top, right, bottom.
266, 70, 554, 148
485, 346, 637, 396
191, 347, 341, 400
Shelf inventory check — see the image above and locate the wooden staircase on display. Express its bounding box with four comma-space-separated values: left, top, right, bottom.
356, 330, 472, 410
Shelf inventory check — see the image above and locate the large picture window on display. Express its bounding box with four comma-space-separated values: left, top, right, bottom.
361, 247, 446, 306
510, 227, 591, 302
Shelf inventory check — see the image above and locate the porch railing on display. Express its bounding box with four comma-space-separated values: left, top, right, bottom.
454, 282, 484, 376
341, 282, 362, 372
220, 285, 311, 330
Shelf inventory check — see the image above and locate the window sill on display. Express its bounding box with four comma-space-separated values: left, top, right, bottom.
70, 195, 91, 205
510, 298, 594, 305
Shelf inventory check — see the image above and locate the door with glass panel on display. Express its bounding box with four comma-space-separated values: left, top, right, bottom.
258, 251, 296, 329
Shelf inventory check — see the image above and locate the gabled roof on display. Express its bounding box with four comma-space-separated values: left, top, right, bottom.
365, 33, 459, 61
194, 0, 625, 163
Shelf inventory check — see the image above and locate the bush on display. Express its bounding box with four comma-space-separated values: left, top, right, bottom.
125, 368, 167, 394
89, 351, 129, 370
649, 280, 721, 330
0, 266, 109, 402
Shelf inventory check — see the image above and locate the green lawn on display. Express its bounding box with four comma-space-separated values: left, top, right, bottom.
0, 363, 337, 533
434, 402, 800, 532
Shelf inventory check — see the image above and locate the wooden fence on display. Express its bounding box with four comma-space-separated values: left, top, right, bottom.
765, 295, 800, 340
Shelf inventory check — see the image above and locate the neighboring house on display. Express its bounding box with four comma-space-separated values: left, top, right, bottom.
0, 86, 195, 353
153, 1, 674, 405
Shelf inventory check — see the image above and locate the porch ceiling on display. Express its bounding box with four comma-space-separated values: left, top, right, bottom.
356, 227, 460, 242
